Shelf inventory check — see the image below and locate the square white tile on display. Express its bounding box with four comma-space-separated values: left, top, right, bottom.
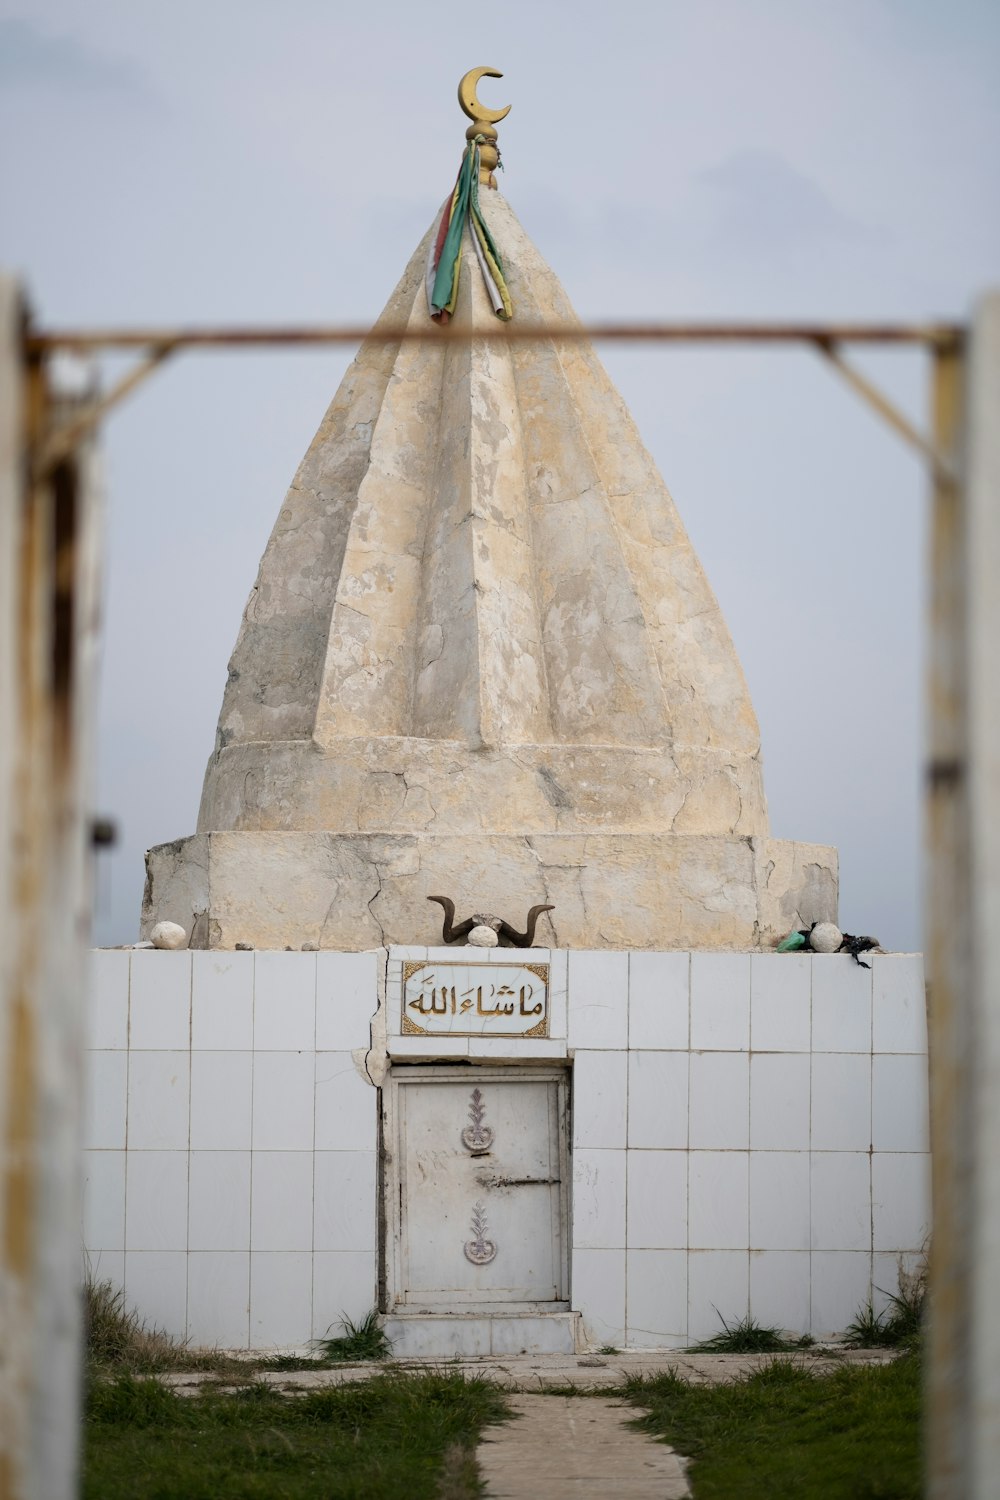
315, 1052, 377, 1152
872, 1154, 931, 1251
189, 1052, 252, 1151
628, 953, 689, 1050
626, 1051, 688, 1149
83, 1150, 126, 1251
250, 1252, 314, 1348
626, 1151, 687, 1249
316, 952, 378, 1050
567, 951, 629, 1049
812, 957, 872, 1052
750, 1054, 810, 1150
127, 1051, 190, 1150
254, 951, 317, 1051
312, 1251, 378, 1339
191, 952, 254, 1049
129, 950, 192, 1049
250, 1152, 314, 1252
187, 1252, 250, 1349
872, 1251, 926, 1315
749, 1153, 810, 1250
573, 1051, 628, 1149
188, 1152, 252, 1251
690, 953, 750, 1050
750, 1251, 811, 1333
572, 1148, 627, 1249
125, 1152, 189, 1251
688, 1153, 749, 1250
252, 1052, 316, 1151
85, 1249, 124, 1291
88, 950, 130, 1049
810, 1250, 871, 1337
687, 1251, 749, 1342
570, 1248, 626, 1347
689, 1052, 749, 1150
872, 955, 927, 1053
811, 1055, 871, 1151
626, 1249, 687, 1346
313, 1152, 378, 1251
750, 954, 810, 1051
872, 1055, 929, 1152
124, 1251, 188, 1341
810, 1154, 871, 1251
83, 1051, 128, 1150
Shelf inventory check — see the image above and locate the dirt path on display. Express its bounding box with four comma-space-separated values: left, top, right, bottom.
476, 1393, 690, 1499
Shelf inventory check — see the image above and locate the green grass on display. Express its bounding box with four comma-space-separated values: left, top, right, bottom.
316, 1308, 392, 1363
844, 1285, 924, 1351
83, 1371, 509, 1499
84, 1277, 394, 1375
84, 1277, 214, 1374
691, 1312, 815, 1354
625, 1352, 921, 1499
255, 1313, 393, 1372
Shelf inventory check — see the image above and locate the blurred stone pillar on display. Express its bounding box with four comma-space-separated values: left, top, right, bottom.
926, 292, 1000, 1499
0, 275, 102, 1500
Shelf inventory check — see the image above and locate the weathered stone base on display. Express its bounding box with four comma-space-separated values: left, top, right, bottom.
198, 738, 768, 838
142, 831, 837, 951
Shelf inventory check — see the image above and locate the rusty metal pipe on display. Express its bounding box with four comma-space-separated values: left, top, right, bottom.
24, 321, 963, 354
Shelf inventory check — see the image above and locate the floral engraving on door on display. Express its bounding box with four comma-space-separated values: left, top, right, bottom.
460, 1087, 495, 1155
463, 1200, 498, 1265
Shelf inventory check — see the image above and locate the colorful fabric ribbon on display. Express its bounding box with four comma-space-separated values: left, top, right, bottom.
426, 138, 512, 323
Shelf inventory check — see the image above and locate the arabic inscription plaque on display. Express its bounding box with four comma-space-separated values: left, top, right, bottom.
401, 962, 549, 1038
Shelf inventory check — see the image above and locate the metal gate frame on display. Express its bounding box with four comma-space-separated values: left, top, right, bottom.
10, 297, 999, 1496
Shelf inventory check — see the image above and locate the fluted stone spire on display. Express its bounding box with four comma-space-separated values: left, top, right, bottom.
201, 195, 765, 839
143, 91, 836, 950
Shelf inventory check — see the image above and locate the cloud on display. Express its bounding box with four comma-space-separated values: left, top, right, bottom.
0, 17, 155, 101
697, 148, 888, 252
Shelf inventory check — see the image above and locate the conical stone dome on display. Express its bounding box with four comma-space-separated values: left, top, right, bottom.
143, 184, 837, 949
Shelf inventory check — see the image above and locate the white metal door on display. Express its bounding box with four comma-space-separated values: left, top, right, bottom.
386, 1067, 569, 1310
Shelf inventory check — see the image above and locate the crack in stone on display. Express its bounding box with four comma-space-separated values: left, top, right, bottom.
367, 863, 387, 947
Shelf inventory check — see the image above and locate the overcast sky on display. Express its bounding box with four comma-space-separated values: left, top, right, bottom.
2, 0, 998, 950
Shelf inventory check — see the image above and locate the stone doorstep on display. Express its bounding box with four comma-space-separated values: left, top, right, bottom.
382, 1310, 580, 1358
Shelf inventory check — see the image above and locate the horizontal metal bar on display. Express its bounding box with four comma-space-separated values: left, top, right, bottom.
24, 320, 964, 354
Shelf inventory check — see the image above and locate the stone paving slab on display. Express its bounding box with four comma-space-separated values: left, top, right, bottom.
159, 1346, 896, 1395
476, 1395, 691, 1499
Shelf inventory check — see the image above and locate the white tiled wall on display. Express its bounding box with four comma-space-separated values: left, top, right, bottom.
84, 947, 930, 1350
83, 949, 379, 1350
564, 951, 931, 1347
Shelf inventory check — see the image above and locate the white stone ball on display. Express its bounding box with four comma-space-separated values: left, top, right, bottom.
810, 922, 843, 954
467, 925, 500, 948
150, 920, 188, 951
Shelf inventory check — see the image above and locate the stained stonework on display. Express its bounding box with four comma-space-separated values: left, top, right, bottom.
142, 829, 836, 953
143, 191, 837, 949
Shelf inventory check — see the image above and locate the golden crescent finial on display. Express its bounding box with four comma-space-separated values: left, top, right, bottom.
458, 67, 511, 127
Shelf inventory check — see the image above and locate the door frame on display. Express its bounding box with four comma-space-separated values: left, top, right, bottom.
381, 1063, 572, 1314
